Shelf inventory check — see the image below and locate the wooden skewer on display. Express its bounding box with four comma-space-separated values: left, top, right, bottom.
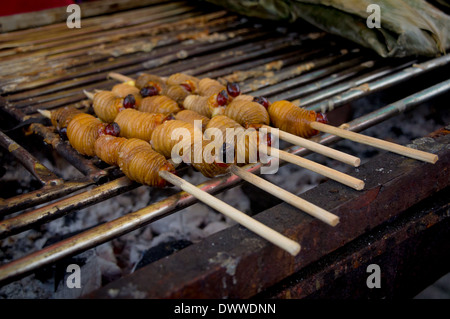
108, 72, 135, 85
309, 122, 439, 164
262, 125, 360, 167
159, 170, 301, 256
37, 109, 52, 119
263, 146, 365, 191
230, 165, 339, 226
83, 89, 94, 100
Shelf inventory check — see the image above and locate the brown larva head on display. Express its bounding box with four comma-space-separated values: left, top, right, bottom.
316, 112, 328, 124
252, 96, 270, 109
226, 82, 240, 98
104, 122, 121, 137
180, 80, 196, 93
122, 94, 137, 109
216, 90, 229, 106
140, 85, 159, 98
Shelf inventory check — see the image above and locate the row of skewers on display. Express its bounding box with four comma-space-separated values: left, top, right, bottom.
38, 71, 438, 256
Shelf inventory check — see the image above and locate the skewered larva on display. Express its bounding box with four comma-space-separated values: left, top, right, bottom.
151, 119, 228, 177
204, 115, 242, 139
66, 113, 106, 157
175, 109, 210, 131
92, 90, 136, 123
94, 135, 127, 166
138, 95, 180, 115
233, 94, 254, 102
166, 73, 199, 92
188, 139, 228, 178
134, 73, 167, 92
268, 100, 327, 138
163, 84, 192, 105
205, 115, 260, 165
117, 138, 175, 188
49, 106, 83, 131
114, 108, 168, 142
182, 90, 230, 118
198, 78, 226, 96
224, 99, 270, 127
150, 120, 197, 158
166, 73, 199, 85
183, 95, 212, 117
111, 83, 141, 100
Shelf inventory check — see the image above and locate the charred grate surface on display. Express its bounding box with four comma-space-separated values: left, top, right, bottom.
0, 1, 449, 297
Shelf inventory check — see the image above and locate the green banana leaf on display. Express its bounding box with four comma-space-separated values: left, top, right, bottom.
205, 0, 450, 57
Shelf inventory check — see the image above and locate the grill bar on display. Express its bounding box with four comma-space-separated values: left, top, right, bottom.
266, 59, 416, 103
0, 79, 447, 285
0, 176, 137, 238
0, 180, 93, 217
0, 130, 62, 186
29, 123, 107, 181
304, 54, 450, 112
250, 55, 373, 99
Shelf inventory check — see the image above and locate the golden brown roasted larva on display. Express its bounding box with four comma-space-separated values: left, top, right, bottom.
134, 73, 167, 92
182, 93, 227, 118
162, 84, 191, 105
151, 119, 227, 177
268, 100, 325, 138
66, 113, 105, 157
205, 115, 259, 165
111, 83, 141, 99
224, 99, 270, 127
182, 95, 211, 117
138, 95, 180, 115
188, 139, 228, 178
92, 91, 125, 123
150, 119, 197, 158
174, 109, 210, 131
198, 78, 225, 96
114, 108, 168, 142
94, 135, 127, 166
204, 115, 242, 139
166, 73, 199, 92
117, 138, 175, 187
50, 106, 83, 130
233, 94, 254, 102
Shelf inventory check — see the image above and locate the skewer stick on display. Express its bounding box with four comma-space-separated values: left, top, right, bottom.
83, 89, 94, 100
230, 165, 339, 226
262, 125, 360, 167
158, 170, 301, 256
310, 122, 438, 164
108, 72, 135, 85
264, 146, 364, 191
37, 109, 52, 119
